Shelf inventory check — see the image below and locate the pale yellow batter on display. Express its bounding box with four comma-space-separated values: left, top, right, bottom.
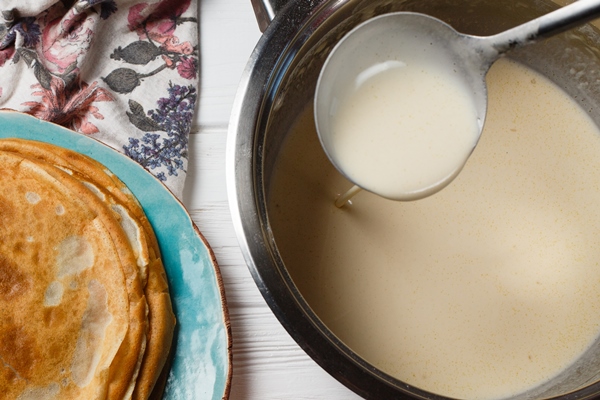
268, 59, 600, 399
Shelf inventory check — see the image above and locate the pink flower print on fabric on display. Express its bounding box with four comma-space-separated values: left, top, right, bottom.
22, 77, 113, 134
162, 36, 193, 55
37, 7, 97, 75
176, 56, 196, 79
126, 0, 196, 79
0, 47, 14, 67
127, 0, 191, 42
161, 36, 193, 71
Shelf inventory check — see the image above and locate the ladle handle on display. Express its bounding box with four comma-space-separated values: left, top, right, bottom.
488, 0, 600, 53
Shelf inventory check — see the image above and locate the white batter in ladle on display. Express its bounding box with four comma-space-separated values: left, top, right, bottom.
314, 0, 600, 206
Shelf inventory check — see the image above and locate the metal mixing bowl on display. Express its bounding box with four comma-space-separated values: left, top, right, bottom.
227, 0, 600, 397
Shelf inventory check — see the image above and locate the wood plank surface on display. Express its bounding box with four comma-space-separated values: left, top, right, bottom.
187, 0, 363, 398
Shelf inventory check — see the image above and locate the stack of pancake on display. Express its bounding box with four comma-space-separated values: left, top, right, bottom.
0, 138, 176, 399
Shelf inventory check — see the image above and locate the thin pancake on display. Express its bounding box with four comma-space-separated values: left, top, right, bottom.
23, 152, 149, 400
0, 151, 130, 399
0, 138, 176, 398
0, 139, 152, 283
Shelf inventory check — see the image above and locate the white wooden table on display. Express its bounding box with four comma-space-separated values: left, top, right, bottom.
185, 0, 363, 398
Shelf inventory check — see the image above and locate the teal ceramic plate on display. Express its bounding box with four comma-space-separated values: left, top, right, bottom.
0, 111, 232, 399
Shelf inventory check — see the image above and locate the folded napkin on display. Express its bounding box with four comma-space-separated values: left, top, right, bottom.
0, 0, 198, 198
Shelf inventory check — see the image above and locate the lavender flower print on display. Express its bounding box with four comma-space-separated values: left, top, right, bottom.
124, 83, 196, 181
0, 15, 41, 50
14, 17, 42, 47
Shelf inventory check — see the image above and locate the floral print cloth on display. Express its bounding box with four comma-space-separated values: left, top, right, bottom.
0, 0, 198, 197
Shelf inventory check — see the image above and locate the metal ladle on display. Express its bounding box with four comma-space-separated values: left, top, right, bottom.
315, 0, 600, 207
